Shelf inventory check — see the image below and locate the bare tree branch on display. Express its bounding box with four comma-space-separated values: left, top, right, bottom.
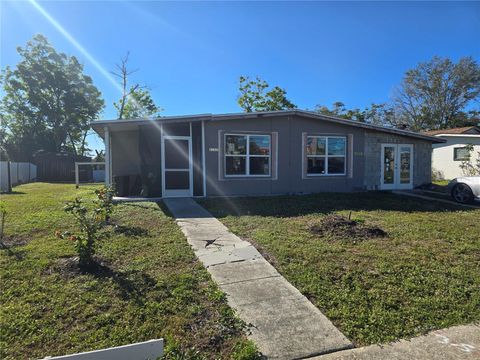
111, 52, 139, 119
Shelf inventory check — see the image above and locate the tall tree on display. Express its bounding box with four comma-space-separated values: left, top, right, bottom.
112, 53, 161, 119
237, 76, 296, 112
113, 86, 161, 119
0, 35, 104, 160
391, 56, 480, 131
314, 102, 390, 125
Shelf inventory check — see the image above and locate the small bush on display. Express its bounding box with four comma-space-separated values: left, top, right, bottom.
431, 168, 445, 181
57, 197, 104, 269
94, 184, 116, 223
460, 144, 480, 176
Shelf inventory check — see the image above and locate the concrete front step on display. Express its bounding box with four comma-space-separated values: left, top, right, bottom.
163, 198, 353, 360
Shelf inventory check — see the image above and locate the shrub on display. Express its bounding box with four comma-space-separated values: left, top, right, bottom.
460, 144, 480, 176
94, 185, 116, 223
57, 197, 103, 269
431, 168, 445, 181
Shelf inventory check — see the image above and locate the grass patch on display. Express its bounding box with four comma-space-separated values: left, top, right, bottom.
201, 192, 480, 346
432, 180, 450, 187
0, 183, 259, 359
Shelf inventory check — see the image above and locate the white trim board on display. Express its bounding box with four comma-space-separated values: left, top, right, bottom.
41, 339, 163, 360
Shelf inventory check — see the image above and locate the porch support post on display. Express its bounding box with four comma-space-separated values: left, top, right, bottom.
201, 120, 207, 197
75, 162, 79, 188
104, 126, 111, 186
160, 123, 164, 197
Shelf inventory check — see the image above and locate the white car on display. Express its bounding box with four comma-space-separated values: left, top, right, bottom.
448, 176, 480, 204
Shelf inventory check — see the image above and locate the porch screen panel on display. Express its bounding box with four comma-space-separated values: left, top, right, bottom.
139, 126, 162, 197
163, 137, 191, 193
165, 172, 190, 190
165, 140, 189, 169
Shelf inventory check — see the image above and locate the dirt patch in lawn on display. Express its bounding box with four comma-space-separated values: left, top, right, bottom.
0, 234, 29, 248
310, 214, 387, 241
46, 255, 114, 278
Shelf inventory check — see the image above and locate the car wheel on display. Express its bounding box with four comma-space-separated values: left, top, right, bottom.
452, 183, 474, 204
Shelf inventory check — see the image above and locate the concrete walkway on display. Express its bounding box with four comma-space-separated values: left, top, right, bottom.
163, 198, 353, 360
312, 324, 480, 360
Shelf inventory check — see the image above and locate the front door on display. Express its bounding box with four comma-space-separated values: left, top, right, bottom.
380, 144, 413, 190
162, 136, 192, 197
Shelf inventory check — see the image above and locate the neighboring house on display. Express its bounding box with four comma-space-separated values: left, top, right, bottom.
424, 126, 480, 180
91, 110, 443, 198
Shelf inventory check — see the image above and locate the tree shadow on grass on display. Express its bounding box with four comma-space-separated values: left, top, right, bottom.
0, 234, 30, 260
92, 262, 156, 305
112, 224, 149, 237
52, 256, 157, 305
122, 202, 163, 211
199, 191, 476, 218
0, 243, 26, 260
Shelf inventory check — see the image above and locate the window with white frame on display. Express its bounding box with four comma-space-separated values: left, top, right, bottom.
224, 134, 271, 176
305, 136, 346, 175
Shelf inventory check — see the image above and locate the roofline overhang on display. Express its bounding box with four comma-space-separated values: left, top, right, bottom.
91, 110, 446, 143
431, 133, 480, 138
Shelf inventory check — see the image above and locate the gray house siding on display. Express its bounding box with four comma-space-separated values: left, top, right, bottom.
363, 132, 432, 190
100, 111, 438, 198
204, 115, 366, 196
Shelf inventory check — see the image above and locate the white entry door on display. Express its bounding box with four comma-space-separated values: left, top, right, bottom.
162, 136, 193, 197
380, 144, 413, 190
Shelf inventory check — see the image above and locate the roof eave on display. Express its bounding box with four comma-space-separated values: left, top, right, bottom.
91, 110, 446, 143
293, 110, 446, 143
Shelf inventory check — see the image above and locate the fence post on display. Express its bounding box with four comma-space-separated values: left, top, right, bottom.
7, 161, 12, 193
75, 163, 79, 189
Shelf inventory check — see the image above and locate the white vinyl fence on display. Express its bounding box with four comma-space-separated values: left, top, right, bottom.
0, 161, 37, 192
93, 169, 105, 183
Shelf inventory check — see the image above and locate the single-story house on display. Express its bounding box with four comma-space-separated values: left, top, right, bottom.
424, 126, 480, 180
91, 110, 444, 198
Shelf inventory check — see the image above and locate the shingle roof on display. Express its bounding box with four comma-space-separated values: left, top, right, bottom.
423, 126, 480, 135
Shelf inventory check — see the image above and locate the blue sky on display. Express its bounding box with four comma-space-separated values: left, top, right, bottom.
1, 1, 479, 152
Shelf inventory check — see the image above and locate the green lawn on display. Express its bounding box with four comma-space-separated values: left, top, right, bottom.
201, 192, 480, 346
0, 183, 259, 360
432, 180, 450, 187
